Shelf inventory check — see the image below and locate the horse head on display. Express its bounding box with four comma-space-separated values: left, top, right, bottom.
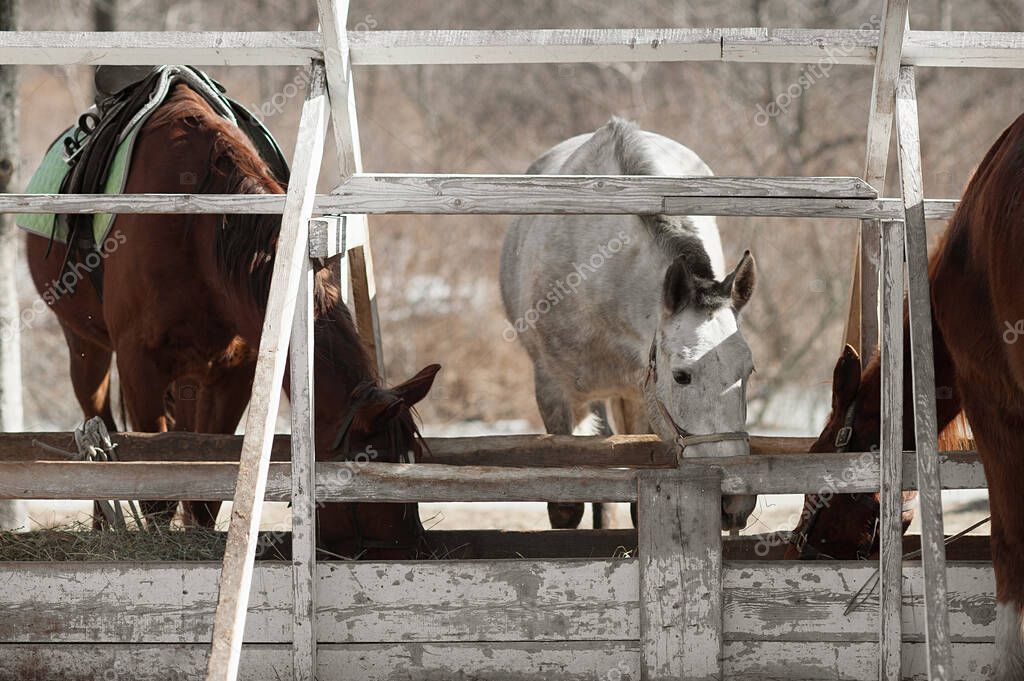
318, 363, 441, 558
785, 346, 914, 560
643, 250, 758, 530
337, 364, 442, 463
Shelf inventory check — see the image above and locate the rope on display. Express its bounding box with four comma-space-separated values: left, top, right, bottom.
844, 515, 991, 615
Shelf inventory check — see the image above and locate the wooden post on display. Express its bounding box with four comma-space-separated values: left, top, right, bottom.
289, 250, 317, 680
638, 467, 723, 681
845, 0, 910, 360
316, 0, 385, 377
894, 65, 953, 681
878, 219, 906, 681
0, 0, 24, 532
205, 62, 329, 681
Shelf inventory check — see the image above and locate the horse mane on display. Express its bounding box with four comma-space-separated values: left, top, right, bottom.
146, 85, 313, 310
604, 117, 718, 282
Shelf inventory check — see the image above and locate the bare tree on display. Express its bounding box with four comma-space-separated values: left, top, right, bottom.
0, 0, 24, 531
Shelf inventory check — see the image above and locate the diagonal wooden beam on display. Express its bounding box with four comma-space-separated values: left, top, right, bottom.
844, 0, 910, 361
862, 6, 912, 679
865, 0, 911, 190
204, 62, 329, 681
317, 0, 385, 377
895, 64, 953, 681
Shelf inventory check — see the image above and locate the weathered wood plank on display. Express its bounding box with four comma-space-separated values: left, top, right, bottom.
724, 562, 995, 643
317, 1, 384, 379
864, 0, 909, 190
0, 563, 292, 643
851, 0, 908, 371
308, 215, 368, 259
0, 191, 957, 219
317, 0, 359, 180
317, 560, 637, 642
903, 30, 1024, 69
0, 639, 1002, 680
0, 29, 1021, 69
0, 639, 1004, 681
723, 641, 995, 680
639, 469, 723, 680
350, 27, 722, 64
0, 449, 988, 502
0, 642, 642, 681
347, 243, 384, 374
0, 560, 995, 645
895, 65, 953, 681
0, 560, 636, 644
880, 218, 907, 680
723, 28, 877, 64
206, 62, 330, 681
0, 431, 805, 465
334, 174, 876, 200
288, 252, 317, 680
0, 31, 323, 65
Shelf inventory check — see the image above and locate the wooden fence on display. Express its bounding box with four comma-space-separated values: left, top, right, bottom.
0, 1, 1020, 680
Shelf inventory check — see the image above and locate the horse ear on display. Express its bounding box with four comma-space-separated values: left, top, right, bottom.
720, 251, 756, 311
662, 256, 695, 314
832, 344, 862, 409
393, 364, 441, 407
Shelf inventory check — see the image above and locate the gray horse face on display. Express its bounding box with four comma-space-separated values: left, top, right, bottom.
646, 252, 757, 529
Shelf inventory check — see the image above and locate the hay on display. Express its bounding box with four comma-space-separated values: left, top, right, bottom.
0, 521, 255, 561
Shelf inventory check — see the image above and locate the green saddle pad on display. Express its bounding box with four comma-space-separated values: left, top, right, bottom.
16, 69, 287, 247
17, 117, 145, 244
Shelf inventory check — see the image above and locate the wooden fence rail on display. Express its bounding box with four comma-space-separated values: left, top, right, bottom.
0, 29, 1020, 67
0, 449, 987, 502
0, 190, 959, 219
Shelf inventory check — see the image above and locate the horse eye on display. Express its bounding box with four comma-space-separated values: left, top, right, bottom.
673, 369, 692, 386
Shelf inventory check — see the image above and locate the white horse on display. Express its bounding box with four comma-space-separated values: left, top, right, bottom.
500, 118, 757, 530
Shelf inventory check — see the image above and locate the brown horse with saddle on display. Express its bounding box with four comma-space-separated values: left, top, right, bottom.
21, 66, 439, 558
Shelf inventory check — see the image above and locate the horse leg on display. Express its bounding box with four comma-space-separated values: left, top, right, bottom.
534, 367, 586, 529
588, 400, 615, 530
979, 262, 1024, 679
59, 324, 118, 529
181, 365, 254, 528
617, 398, 652, 528
956, 397, 1024, 680
115, 349, 176, 527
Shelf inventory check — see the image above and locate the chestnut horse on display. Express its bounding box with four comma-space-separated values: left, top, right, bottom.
27, 84, 439, 559
793, 113, 1024, 677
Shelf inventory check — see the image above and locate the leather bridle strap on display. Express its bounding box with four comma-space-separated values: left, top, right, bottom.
643, 335, 750, 454
326, 381, 421, 555
790, 400, 868, 558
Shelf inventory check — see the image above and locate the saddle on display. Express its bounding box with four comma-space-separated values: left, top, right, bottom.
51, 65, 290, 298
